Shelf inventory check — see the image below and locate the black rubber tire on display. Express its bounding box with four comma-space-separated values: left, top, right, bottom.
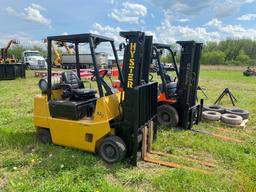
202, 111, 221, 121
244, 71, 256, 76
221, 113, 243, 125
203, 104, 225, 114
37, 128, 52, 144
26, 64, 31, 70
157, 105, 179, 127
225, 108, 249, 120
98, 136, 126, 164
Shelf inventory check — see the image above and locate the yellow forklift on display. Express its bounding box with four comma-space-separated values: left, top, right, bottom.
34, 32, 212, 172
43, 39, 61, 67
34, 32, 158, 165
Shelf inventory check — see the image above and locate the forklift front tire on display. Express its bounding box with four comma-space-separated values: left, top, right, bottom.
157, 105, 179, 127
37, 128, 52, 144
98, 136, 126, 164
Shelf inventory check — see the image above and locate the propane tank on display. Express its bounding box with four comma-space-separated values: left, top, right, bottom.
38, 76, 61, 93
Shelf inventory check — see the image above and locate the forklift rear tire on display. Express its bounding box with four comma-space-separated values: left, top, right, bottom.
37, 128, 52, 144
157, 105, 179, 127
98, 136, 126, 164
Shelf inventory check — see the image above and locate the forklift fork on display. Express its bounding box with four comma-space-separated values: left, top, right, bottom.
142, 122, 214, 174
191, 128, 243, 143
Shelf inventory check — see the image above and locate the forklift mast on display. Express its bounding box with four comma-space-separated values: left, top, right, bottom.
176, 41, 203, 129
120, 31, 153, 88
117, 31, 157, 165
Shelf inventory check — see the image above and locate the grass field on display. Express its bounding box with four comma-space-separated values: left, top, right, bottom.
0, 67, 256, 192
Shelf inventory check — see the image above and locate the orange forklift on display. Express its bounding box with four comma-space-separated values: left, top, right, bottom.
152, 42, 203, 129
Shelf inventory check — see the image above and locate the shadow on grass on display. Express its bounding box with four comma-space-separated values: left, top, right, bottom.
158, 125, 186, 132
0, 129, 36, 149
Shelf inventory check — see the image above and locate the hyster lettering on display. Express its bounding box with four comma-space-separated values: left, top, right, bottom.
127, 42, 136, 88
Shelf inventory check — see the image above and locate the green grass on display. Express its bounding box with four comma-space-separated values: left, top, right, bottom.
0, 67, 256, 192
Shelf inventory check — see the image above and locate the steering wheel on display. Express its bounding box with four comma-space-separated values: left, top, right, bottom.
90, 69, 109, 81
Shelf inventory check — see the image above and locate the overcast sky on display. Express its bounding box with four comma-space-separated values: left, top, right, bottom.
0, 0, 256, 48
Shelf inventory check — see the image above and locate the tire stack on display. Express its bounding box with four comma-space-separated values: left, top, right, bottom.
202, 104, 249, 126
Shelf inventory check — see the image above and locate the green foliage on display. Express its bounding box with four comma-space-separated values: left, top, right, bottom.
32, 46, 47, 58
5, 45, 47, 62
161, 52, 180, 64
160, 53, 172, 63
159, 44, 179, 64
7, 45, 26, 61
248, 59, 256, 66
203, 41, 219, 52
201, 50, 225, 65
236, 51, 250, 64
202, 39, 256, 66
159, 39, 256, 66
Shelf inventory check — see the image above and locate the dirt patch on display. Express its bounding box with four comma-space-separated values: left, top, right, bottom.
0, 174, 8, 191
23, 145, 36, 154
106, 173, 119, 184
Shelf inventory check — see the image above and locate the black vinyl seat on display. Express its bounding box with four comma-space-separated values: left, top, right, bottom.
72, 88, 96, 96
166, 82, 177, 97
61, 71, 97, 101
159, 81, 177, 98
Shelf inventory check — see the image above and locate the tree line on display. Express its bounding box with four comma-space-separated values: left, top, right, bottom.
5, 45, 47, 61
161, 39, 256, 66
5, 45, 63, 61
5, 39, 256, 66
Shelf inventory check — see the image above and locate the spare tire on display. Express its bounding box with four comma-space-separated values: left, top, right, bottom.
225, 108, 249, 119
221, 113, 243, 125
203, 105, 225, 114
202, 111, 221, 121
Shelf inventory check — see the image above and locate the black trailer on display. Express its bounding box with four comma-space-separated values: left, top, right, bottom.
0, 64, 26, 80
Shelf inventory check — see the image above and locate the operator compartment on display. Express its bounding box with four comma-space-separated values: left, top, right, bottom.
39, 71, 97, 120
159, 81, 177, 98
162, 71, 177, 98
